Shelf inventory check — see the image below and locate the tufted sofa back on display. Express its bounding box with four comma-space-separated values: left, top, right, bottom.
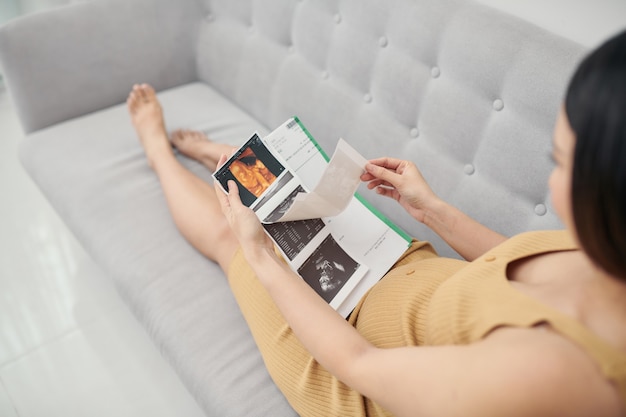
195, 0, 585, 256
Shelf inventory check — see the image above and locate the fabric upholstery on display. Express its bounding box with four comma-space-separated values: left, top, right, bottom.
0, 0, 201, 133
1, 0, 587, 415
195, 0, 585, 256
19, 83, 294, 416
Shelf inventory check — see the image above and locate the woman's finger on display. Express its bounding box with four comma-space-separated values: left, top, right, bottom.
226, 180, 243, 208
366, 179, 394, 190
361, 172, 395, 185
214, 181, 231, 216
365, 162, 403, 188
375, 185, 399, 200
216, 154, 229, 171
366, 179, 381, 190
368, 157, 404, 172
360, 172, 377, 182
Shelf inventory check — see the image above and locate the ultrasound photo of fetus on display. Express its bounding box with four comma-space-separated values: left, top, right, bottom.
298, 235, 360, 303
213, 134, 285, 206
230, 148, 276, 197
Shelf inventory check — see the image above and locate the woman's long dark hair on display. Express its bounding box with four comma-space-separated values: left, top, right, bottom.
566, 29, 626, 279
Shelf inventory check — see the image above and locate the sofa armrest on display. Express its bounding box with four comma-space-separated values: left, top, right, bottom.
0, 0, 201, 133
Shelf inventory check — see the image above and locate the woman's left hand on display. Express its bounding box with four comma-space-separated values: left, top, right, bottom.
214, 155, 274, 260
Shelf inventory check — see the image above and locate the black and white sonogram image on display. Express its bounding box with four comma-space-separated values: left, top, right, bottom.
297, 235, 360, 303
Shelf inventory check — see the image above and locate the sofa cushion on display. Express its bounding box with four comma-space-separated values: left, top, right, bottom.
19, 82, 297, 417
0, 0, 202, 133
195, 0, 585, 257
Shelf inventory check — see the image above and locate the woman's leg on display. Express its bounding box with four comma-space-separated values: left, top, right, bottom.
170, 128, 234, 171
127, 84, 238, 271
128, 84, 369, 416
227, 249, 369, 416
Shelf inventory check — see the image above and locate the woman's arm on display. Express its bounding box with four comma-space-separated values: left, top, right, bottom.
347, 327, 618, 417
420, 197, 507, 261
215, 176, 374, 378
214, 176, 617, 417
361, 157, 506, 260
249, 245, 375, 378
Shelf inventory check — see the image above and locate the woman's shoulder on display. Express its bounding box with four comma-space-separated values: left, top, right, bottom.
510, 228, 576, 245
492, 229, 578, 257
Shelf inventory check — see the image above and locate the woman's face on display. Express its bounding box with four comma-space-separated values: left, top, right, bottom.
549, 107, 576, 234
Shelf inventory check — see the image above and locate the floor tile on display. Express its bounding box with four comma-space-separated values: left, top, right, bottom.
0, 90, 126, 367
0, 380, 18, 417
0, 66, 204, 417
1, 307, 205, 417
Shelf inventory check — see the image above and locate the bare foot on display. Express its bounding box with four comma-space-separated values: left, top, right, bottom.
127, 84, 173, 168
171, 129, 236, 172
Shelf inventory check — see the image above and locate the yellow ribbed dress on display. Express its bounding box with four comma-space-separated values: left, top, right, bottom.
227, 230, 626, 416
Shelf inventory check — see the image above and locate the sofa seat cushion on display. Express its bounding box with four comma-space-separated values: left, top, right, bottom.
19, 82, 296, 416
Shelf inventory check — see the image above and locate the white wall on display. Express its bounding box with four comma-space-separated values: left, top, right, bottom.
474, 0, 626, 48
2, 0, 625, 48
0, 0, 76, 25
17, 0, 76, 14
0, 0, 20, 25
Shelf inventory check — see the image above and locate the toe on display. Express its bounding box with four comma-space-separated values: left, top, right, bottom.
171, 129, 184, 145
142, 84, 157, 101
192, 131, 205, 141
127, 92, 138, 114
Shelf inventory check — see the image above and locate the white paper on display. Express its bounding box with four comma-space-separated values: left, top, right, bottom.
213, 118, 412, 317
274, 139, 369, 222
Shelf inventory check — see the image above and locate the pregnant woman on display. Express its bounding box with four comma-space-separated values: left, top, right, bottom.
127, 31, 626, 416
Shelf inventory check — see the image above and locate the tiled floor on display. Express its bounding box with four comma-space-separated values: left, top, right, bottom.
0, 85, 205, 416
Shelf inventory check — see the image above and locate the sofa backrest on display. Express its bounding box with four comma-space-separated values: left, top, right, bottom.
195, 0, 585, 256
0, 0, 202, 134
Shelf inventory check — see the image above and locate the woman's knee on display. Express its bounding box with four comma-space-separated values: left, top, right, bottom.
206, 219, 240, 271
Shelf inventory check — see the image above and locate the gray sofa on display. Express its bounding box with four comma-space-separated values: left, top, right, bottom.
0, 0, 585, 415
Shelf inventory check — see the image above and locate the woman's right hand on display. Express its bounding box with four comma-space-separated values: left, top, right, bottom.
214, 155, 275, 263
361, 157, 440, 223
